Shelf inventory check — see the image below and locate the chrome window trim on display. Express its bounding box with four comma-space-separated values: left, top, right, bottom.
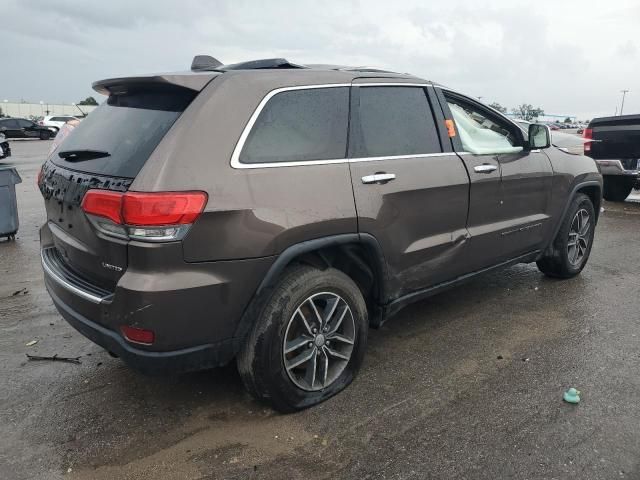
230, 82, 440, 169
439, 86, 526, 140
230, 84, 350, 169
350, 152, 464, 162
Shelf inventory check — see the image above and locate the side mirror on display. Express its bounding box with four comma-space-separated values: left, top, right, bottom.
528, 123, 551, 149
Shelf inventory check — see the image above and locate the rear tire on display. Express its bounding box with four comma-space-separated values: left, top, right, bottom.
537, 193, 595, 278
603, 177, 633, 202
237, 264, 368, 412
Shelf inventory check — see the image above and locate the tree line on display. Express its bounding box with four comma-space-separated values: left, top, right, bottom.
488, 102, 544, 121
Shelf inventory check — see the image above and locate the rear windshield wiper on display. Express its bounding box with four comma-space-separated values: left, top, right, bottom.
58, 149, 111, 161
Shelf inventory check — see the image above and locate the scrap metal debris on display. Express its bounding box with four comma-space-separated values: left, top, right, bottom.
12, 288, 28, 296
25, 340, 38, 347
26, 354, 81, 365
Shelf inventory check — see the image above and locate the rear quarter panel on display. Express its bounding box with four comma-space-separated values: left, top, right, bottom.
131, 71, 358, 261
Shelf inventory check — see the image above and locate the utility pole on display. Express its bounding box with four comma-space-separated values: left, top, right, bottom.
620, 89, 629, 115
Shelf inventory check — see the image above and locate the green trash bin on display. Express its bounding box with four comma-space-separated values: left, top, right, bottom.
0, 167, 22, 241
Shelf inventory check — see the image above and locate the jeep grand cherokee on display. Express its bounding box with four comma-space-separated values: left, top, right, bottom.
39, 57, 602, 411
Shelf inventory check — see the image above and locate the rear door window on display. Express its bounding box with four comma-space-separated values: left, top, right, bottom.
239, 87, 349, 164
51, 86, 196, 178
1, 119, 20, 128
351, 86, 442, 158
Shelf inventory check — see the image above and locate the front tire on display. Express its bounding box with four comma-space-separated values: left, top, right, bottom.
537, 193, 595, 278
237, 264, 368, 412
39, 130, 51, 140
603, 177, 633, 202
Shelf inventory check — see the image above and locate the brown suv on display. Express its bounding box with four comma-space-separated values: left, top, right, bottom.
39, 57, 602, 411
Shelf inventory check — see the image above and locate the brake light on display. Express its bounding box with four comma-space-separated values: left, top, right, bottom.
122, 192, 207, 226
82, 190, 123, 224
81, 190, 207, 241
36, 166, 44, 187
120, 325, 155, 345
583, 128, 593, 154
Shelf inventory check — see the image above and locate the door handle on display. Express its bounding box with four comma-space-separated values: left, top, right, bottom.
473, 164, 498, 174
361, 173, 396, 184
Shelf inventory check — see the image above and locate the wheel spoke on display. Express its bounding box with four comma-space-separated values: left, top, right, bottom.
285, 335, 311, 354
569, 245, 578, 264
304, 350, 318, 388
579, 220, 590, 236
286, 348, 316, 370
328, 305, 348, 335
324, 346, 350, 361
326, 333, 354, 345
307, 298, 323, 329
295, 307, 314, 336
320, 350, 329, 387
323, 296, 340, 328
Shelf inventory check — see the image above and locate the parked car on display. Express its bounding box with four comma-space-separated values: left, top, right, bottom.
0, 118, 55, 140
0, 133, 10, 159
47, 119, 80, 156
38, 57, 603, 411
39, 115, 79, 131
584, 114, 640, 201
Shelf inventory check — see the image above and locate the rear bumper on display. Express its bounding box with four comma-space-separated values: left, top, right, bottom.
46, 284, 234, 375
40, 222, 275, 374
596, 159, 639, 177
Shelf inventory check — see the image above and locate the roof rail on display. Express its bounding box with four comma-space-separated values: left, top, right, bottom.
338, 66, 404, 74
220, 58, 308, 71
191, 55, 223, 71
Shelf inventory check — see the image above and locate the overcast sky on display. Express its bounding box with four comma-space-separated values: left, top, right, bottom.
2, 0, 638, 119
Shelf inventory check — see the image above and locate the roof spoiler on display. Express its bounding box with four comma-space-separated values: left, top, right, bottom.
93, 73, 216, 95
191, 55, 223, 71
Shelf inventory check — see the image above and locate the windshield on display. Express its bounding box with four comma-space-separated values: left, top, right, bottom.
51, 87, 195, 178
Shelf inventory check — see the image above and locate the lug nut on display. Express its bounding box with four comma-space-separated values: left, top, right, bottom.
308, 342, 313, 348
312, 328, 317, 334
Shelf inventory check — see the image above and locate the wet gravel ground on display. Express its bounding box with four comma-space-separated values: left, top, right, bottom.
1, 140, 639, 480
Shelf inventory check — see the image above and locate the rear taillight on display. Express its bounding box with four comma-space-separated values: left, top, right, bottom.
120, 325, 155, 345
583, 128, 593, 154
81, 190, 207, 242
36, 166, 44, 187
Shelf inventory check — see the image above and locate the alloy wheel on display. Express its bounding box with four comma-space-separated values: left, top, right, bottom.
568, 208, 590, 266
283, 292, 355, 391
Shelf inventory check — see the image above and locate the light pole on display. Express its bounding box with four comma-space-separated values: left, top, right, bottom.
620, 89, 629, 115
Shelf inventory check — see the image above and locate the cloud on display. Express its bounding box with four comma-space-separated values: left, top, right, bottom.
0, 0, 638, 118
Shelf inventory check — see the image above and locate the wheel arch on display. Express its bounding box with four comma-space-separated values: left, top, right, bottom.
542, 180, 602, 257
232, 233, 388, 351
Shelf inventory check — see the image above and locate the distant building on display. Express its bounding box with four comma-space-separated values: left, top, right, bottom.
0, 101, 98, 118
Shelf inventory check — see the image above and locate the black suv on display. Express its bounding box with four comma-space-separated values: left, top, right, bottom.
0, 118, 55, 140
39, 57, 602, 411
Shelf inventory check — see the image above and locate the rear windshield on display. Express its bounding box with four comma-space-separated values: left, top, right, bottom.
51, 86, 195, 178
